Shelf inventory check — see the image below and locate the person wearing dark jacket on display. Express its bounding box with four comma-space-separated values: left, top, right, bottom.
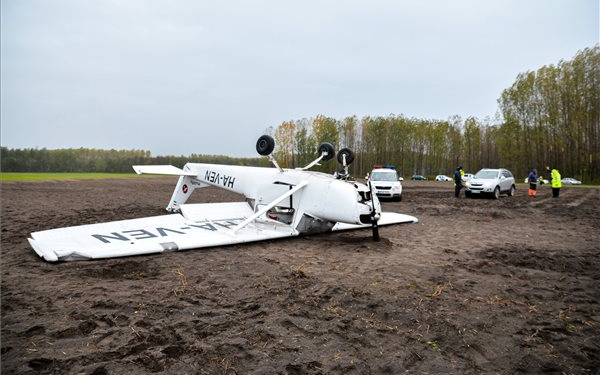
454, 166, 464, 198
527, 169, 538, 197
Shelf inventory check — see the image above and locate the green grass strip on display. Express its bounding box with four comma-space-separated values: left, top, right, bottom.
515, 182, 598, 188
0, 173, 174, 181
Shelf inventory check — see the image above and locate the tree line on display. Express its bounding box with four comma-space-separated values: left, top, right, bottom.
498, 46, 599, 183
268, 46, 599, 182
0, 147, 270, 173
2, 46, 598, 182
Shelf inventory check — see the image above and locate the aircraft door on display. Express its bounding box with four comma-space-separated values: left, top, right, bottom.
255, 182, 295, 210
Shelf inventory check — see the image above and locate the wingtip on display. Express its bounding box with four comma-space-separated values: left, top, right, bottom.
28, 238, 59, 262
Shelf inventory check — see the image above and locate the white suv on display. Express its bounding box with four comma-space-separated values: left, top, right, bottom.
369, 167, 402, 201
465, 168, 516, 199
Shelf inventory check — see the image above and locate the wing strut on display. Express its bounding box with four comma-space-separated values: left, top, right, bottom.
231, 181, 308, 233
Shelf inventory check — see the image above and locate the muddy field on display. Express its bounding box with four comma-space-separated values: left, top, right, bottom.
1, 178, 599, 374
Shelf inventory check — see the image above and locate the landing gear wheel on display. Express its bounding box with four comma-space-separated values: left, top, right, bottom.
317, 142, 335, 161
336, 148, 354, 165
256, 135, 275, 156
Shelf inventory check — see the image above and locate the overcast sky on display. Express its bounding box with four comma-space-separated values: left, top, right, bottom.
1, 0, 598, 157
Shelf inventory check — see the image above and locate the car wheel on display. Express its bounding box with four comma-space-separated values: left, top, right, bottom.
508, 185, 515, 197
397, 194, 402, 202
465, 190, 472, 198
492, 186, 500, 199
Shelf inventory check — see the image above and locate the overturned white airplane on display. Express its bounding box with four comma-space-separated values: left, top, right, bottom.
29, 136, 418, 262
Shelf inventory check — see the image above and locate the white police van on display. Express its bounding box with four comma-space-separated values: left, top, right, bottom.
369, 165, 402, 201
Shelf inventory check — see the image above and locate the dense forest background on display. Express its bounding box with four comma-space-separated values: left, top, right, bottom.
2, 46, 598, 182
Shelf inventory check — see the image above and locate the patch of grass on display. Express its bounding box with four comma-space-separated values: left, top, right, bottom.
516, 182, 600, 188
427, 340, 441, 351
0, 173, 173, 181
290, 265, 308, 279
172, 267, 188, 296
560, 184, 600, 188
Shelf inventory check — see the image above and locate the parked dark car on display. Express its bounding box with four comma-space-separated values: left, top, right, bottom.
411, 174, 427, 180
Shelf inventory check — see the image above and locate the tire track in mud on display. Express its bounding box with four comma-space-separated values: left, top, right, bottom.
447, 243, 600, 374
566, 188, 599, 207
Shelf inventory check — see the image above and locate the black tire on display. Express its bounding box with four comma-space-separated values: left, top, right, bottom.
336, 148, 355, 165
256, 135, 275, 156
317, 142, 335, 161
465, 190, 472, 198
508, 185, 515, 197
397, 194, 402, 202
492, 186, 500, 199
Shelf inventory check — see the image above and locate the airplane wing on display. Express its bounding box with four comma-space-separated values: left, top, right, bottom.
29, 202, 297, 262
28, 202, 417, 262
332, 212, 418, 231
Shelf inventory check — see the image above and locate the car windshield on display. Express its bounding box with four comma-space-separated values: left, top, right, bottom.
474, 170, 499, 179
371, 171, 397, 181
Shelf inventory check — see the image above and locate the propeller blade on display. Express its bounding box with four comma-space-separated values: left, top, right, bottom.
368, 181, 380, 241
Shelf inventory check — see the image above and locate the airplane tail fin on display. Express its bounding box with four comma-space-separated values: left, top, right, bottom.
132, 165, 205, 212
166, 175, 207, 212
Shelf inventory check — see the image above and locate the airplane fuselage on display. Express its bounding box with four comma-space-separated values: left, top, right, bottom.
168, 163, 379, 229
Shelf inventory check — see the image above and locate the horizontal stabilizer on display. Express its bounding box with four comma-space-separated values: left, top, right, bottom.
132, 165, 197, 176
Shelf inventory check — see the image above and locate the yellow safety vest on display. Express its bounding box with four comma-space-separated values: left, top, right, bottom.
551, 169, 562, 188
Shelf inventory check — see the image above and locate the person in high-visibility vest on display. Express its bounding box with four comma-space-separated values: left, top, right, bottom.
527, 169, 538, 197
546, 166, 562, 198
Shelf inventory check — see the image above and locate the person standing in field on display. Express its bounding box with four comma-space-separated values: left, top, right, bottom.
454, 166, 464, 198
527, 168, 538, 197
546, 166, 562, 198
